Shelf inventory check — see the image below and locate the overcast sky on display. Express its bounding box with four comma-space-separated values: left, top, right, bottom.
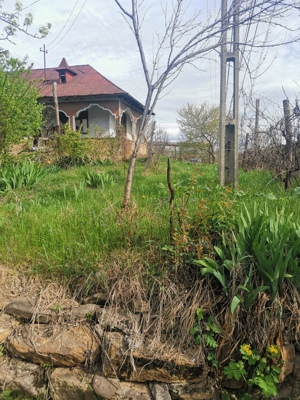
4, 0, 300, 140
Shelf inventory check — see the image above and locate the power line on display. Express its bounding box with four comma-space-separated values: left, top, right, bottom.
23, 0, 42, 10
46, 0, 82, 49
47, 0, 87, 51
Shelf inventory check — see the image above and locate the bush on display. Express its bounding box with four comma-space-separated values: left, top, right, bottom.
54, 126, 92, 168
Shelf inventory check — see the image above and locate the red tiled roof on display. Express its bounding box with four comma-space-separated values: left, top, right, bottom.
29, 59, 128, 98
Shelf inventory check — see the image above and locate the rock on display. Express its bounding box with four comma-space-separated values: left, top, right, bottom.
0, 314, 19, 343
101, 332, 129, 379
83, 292, 109, 306
149, 382, 172, 400
4, 295, 35, 320
6, 324, 99, 367
0, 356, 46, 397
71, 304, 102, 321
50, 367, 98, 400
96, 308, 140, 335
0, 288, 9, 310
168, 379, 216, 400
116, 381, 152, 399
4, 295, 51, 324
280, 343, 295, 382
92, 374, 119, 399
100, 331, 205, 383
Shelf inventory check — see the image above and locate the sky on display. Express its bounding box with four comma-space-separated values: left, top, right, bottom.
3, 0, 300, 141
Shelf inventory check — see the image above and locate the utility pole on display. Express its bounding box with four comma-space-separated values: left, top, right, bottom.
40, 44, 48, 81
219, 0, 240, 188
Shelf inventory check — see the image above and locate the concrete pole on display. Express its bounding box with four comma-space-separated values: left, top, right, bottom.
219, 0, 228, 186
232, 0, 239, 188
219, 0, 239, 188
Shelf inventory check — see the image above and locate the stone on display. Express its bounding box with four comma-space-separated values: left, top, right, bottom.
92, 374, 119, 399
116, 381, 152, 399
49, 367, 98, 400
6, 324, 100, 367
71, 304, 102, 321
4, 295, 51, 324
83, 292, 110, 306
100, 331, 205, 383
0, 288, 9, 310
0, 314, 19, 343
149, 382, 172, 400
280, 343, 295, 382
96, 308, 140, 335
0, 356, 46, 397
168, 379, 216, 400
4, 295, 35, 320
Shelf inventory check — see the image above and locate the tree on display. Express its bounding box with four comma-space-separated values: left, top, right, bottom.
0, 57, 44, 155
114, 0, 300, 208
0, 0, 50, 56
177, 102, 219, 164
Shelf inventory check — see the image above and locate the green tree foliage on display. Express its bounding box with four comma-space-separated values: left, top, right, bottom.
0, 57, 43, 155
177, 102, 219, 163
0, 0, 50, 57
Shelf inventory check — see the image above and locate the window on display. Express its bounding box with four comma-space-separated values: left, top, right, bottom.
60, 73, 66, 84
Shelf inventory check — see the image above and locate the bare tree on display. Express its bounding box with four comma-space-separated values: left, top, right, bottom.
242, 97, 300, 189
177, 102, 219, 163
114, 0, 300, 208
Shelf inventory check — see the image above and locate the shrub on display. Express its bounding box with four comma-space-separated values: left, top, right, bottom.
54, 126, 92, 168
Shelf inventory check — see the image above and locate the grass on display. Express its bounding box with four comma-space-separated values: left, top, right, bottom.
0, 157, 298, 279
2, 156, 300, 399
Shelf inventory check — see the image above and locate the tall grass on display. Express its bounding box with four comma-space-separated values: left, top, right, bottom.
0, 158, 299, 278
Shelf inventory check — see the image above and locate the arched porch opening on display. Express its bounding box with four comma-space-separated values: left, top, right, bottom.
121, 109, 134, 140
75, 104, 116, 137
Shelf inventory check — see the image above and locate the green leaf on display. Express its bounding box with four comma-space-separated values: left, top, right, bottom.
223, 360, 246, 381
230, 295, 241, 313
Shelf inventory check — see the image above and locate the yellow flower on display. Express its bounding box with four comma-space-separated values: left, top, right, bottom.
141, 195, 146, 198
268, 345, 279, 355
241, 344, 253, 356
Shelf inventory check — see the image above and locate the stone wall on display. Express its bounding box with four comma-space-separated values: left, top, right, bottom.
1, 265, 300, 399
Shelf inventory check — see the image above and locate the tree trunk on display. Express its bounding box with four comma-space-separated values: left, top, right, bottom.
144, 120, 156, 170
122, 90, 153, 208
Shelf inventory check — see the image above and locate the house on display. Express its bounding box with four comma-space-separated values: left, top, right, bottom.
28, 58, 145, 146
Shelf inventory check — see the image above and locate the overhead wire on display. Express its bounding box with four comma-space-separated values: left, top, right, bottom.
23, 0, 42, 10
46, 0, 86, 51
